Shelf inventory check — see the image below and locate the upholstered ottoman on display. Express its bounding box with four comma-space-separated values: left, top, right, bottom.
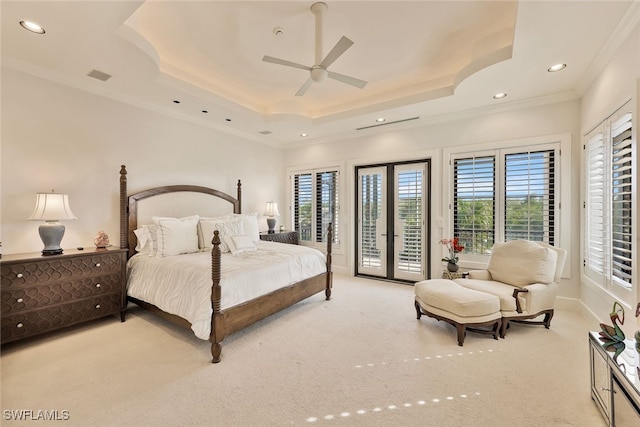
414, 279, 501, 346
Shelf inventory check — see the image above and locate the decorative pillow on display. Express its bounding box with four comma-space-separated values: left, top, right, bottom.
133, 224, 157, 256
152, 215, 200, 257
232, 212, 260, 242
199, 218, 244, 252
487, 240, 558, 288
197, 215, 231, 248
223, 234, 258, 255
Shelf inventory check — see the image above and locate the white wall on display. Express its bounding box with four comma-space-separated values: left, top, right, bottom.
1, 68, 285, 255
580, 20, 640, 337
284, 99, 582, 300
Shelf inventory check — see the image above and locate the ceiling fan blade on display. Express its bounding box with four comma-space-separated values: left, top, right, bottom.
295, 77, 314, 96
262, 56, 311, 71
319, 36, 354, 68
327, 71, 367, 89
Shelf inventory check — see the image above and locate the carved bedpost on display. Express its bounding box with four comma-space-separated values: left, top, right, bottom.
325, 223, 333, 300
119, 165, 127, 250
210, 230, 223, 363
236, 179, 242, 213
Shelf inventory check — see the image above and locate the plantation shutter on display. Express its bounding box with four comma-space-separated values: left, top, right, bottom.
610, 112, 632, 288
584, 101, 633, 292
396, 167, 423, 274
504, 150, 556, 244
316, 170, 339, 244
585, 125, 607, 284
453, 156, 496, 254
293, 173, 313, 242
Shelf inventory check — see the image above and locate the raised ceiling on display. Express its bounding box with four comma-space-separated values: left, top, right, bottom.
2, 1, 638, 147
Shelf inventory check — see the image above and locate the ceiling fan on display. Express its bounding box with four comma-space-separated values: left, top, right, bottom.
262, 2, 367, 96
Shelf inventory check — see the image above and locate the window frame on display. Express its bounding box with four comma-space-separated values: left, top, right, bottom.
288, 164, 342, 251
583, 101, 634, 302
443, 134, 571, 274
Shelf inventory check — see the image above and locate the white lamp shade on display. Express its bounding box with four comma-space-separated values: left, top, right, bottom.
28, 193, 77, 221
263, 201, 280, 217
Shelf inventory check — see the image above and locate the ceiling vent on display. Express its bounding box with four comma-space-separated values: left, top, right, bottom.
356, 117, 420, 131
87, 69, 112, 82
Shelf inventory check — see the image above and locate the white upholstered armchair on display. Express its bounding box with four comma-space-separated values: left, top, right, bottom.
453, 240, 567, 338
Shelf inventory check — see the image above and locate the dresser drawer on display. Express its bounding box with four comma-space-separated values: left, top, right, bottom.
1, 273, 122, 315
1, 252, 123, 289
1, 293, 122, 343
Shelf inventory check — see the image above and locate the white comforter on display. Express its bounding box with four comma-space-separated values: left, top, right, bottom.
127, 241, 326, 339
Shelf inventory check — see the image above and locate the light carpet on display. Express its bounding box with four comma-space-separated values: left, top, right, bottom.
1, 275, 605, 426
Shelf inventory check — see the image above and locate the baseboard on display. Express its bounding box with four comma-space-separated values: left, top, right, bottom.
556, 296, 601, 327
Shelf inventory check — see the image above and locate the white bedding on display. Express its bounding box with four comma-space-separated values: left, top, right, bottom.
127, 241, 326, 339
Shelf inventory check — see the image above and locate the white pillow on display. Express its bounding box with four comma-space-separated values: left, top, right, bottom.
199, 218, 244, 252
197, 215, 231, 248
223, 234, 258, 255
233, 212, 260, 242
133, 224, 157, 256
152, 215, 200, 257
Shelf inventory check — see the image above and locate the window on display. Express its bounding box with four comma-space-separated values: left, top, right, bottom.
291, 167, 340, 248
452, 145, 558, 256
585, 102, 633, 294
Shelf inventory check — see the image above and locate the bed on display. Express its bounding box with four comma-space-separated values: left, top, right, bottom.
118, 165, 333, 363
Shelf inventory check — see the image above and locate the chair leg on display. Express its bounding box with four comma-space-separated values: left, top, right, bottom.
543, 310, 554, 329
456, 324, 466, 346
493, 319, 502, 340
500, 319, 509, 338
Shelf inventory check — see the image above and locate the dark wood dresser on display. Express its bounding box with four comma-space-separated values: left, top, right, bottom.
259, 230, 299, 245
1, 247, 127, 344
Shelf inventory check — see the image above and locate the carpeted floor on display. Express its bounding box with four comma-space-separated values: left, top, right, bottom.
1, 275, 605, 426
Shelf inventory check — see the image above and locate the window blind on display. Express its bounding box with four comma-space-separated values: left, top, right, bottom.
504, 150, 555, 244
586, 127, 607, 281
292, 168, 339, 246
610, 112, 632, 288
453, 156, 496, 254
316, 170, 339, 244
584, 104, 633, 292
397, 169, 423, 273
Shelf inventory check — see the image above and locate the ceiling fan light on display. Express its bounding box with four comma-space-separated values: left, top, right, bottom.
310, 67, 327, 83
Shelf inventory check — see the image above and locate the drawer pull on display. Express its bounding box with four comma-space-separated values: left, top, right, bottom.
95, 304, 101, 309
16, 298, 23, 303
16, 273, 23, 278
16, 323, 23, 328
95, 263, 101, 267
95, 283, 101, 288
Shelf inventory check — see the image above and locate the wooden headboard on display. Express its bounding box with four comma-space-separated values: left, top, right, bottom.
119, 165, 242, 258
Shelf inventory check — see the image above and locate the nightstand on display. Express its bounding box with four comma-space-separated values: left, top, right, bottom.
1, 247, 127, 344
259, 230, 299, 245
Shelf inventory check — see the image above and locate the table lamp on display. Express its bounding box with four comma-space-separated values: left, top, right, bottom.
264, 201, 280, 234
28, 191, 77, 255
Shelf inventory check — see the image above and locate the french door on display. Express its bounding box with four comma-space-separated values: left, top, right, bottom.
356, 161, 429, 281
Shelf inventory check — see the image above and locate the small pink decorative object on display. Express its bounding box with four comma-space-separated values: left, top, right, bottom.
94, 231, 109, 248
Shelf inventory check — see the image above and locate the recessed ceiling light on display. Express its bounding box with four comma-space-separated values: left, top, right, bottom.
173, 100, 180, 104
547, 63, 566, 72
376, 118, 386, 123
300, 133, 308, 137
493, 92, 507, 99
201, 110, 208, 114
20, 20, 45, 34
